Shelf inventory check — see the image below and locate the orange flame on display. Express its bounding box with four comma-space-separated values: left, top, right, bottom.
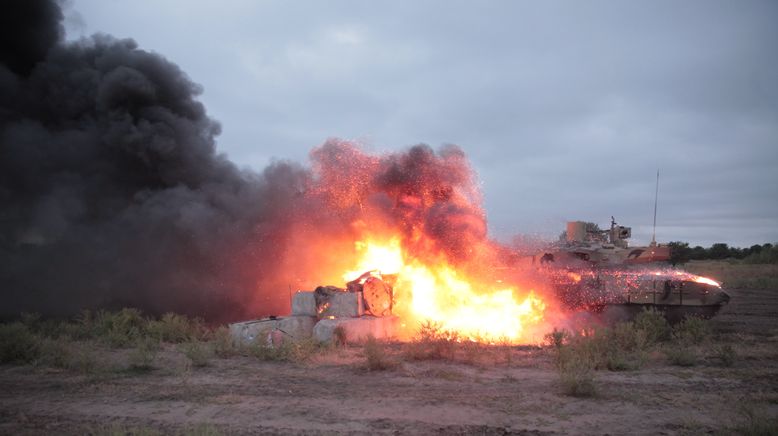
691, 275, 721, 287
344, 238, 546, 343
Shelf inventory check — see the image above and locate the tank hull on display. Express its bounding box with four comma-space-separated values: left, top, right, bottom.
594, 302, 728, 324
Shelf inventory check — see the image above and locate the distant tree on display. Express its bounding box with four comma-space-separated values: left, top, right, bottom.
709, 243, 730, 260
727, 247, 746, 259
690, 245, 707, 260
743, 243, 778, 264
668, 241, 691, 266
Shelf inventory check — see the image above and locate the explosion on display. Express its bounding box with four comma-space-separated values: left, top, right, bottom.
293, 141, 551, 344
343, 238, 546, 342
1, 0, 723, 338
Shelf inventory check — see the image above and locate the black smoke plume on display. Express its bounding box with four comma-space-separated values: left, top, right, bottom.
0, 0, 491, 321
0, 0, 313, 320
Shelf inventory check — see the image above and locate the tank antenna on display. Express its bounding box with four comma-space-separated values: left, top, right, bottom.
651, 170, 659, 246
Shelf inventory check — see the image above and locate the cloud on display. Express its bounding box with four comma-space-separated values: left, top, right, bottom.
66, 0, 778, 246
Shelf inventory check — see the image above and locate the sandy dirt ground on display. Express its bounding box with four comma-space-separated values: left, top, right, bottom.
1, 287, 777, 435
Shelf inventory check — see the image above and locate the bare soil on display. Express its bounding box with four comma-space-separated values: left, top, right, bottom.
1, 287, 778, 435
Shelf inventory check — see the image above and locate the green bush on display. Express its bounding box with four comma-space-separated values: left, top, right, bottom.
211, 326, 239, 358
250, 338, 319, 363
128, 337, 160, 371
633, 308, 671, 344
181, 341, 212, 368
672, 316, 710, 345
557, 346, 597, 397
148, 313, 205, 343
554, 323, 650, 372
37, 338, 72, 368
0, 322, 41, 364
95, 308, 149, 347
37, 339, 98, 373
68, 345, 98, 374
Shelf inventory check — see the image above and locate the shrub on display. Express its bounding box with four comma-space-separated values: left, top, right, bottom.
95, 308, 149, 347
211, 326, 239, 358
68, 345, 98, 374
544, 327, 568, 349
0, 322, 41, 364
148, 313, 205, 343
462, 339, 486, 365
38, 339, 98, 373
37, 338, 72, 368
250, 338, 319, 363
181, 341, 212, 368
128, 337, 160, 371
62, 309, 98, 340
364, 335, 396, 370
403, 321, 459, 361
633, 308, 671, 344
557, 346, 597, 397
557, 323, 650, 372
665, 345, 697, 367
672, 316, 710, 345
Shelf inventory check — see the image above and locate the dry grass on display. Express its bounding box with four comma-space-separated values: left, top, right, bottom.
363, 335, 397, 370
711, 344, 737, 367
402, 321, 459, 361
249, 338, 320, 363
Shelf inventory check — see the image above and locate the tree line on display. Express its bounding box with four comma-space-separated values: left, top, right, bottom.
668, 241, 778, 265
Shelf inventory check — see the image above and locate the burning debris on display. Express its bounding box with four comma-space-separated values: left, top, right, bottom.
231, 270, 400, 345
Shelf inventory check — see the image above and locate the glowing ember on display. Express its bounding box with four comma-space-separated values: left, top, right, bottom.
669, 270, 721, 287
691, 275, 721, 287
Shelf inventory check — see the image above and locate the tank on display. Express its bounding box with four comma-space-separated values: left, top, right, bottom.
536, 217, 730, 323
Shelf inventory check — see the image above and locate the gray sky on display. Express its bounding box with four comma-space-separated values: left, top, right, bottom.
64, 0, 778, 247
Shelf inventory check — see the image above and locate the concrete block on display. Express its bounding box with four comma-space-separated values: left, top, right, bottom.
230, 315, 316, 345
229, 318, 279, 345
291, 291, 317, 316
277, 315, 316, 340
318, 291, 364, 318
313, 316, 399, 344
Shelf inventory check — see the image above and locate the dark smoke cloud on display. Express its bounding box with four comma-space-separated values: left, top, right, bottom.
0, 0, 494, 321
0, 0, 62, 76
0, 0, 311, 320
